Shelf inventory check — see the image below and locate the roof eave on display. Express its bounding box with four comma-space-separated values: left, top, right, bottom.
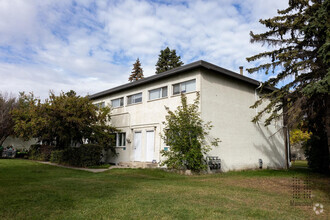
89, 60, 276, 100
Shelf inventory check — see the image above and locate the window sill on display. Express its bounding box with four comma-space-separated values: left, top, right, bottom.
171, 90, 197, 98
126, 102, 142, 107
112, 106, 124, 109
147, 96, 169, 103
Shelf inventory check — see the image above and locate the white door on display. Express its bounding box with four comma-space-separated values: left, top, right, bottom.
134, 132, 142, 161
146, 131, 155, 162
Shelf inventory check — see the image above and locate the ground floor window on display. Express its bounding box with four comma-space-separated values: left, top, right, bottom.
116, 133, 126, 147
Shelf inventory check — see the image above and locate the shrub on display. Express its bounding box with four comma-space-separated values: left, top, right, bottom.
29, 144, 41, 160
79, 144, 103, 167
50, 150, 65, 164
29, 144, 54, 161
50, 144, 102, 167
0, 146, 3, 158
161, 93, 220, 172
15, 149, 28, 158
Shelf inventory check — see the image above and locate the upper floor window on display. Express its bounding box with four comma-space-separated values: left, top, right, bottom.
94, 102, 105, 109
149, 86, 168, 100
111, 97, 124, 108
173, 79, 196, 95
127, 92, 142, 105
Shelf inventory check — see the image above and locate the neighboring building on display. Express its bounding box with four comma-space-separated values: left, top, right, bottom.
290, 142, 306, 160
2, 136, 36, 150
90, 60, 289, 172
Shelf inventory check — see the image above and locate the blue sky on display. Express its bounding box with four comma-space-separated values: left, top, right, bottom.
0, 0, 288, 99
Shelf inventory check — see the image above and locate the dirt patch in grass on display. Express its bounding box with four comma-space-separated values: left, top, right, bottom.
224, 177, 292, 194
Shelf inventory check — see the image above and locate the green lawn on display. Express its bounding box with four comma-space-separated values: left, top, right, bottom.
0, 159, 329, 219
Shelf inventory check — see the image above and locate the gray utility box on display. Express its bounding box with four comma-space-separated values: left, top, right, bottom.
206, 156, 221, 173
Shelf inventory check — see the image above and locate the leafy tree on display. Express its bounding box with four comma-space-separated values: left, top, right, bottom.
0, 93, 18, 146
160, 93, 220, 172
12, 91, 117, 152
246, 0, 329, 172
155, 47, 184, 74
290, 129, 312, 145
128, 58, 144, 82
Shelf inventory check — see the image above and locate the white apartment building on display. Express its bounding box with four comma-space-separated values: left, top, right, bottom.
90, 60, 289, 171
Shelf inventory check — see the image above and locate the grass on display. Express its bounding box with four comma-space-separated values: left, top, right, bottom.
0, 159, 329, 220
291, 160, 308, 168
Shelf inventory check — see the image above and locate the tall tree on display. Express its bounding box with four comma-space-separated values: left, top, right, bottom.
128, 58, 144, 82
0, 93, 18, 146
246, 0, 329, 172
155, 47, 184, 74
12, 91, 117, 152
160, 93, 220, 171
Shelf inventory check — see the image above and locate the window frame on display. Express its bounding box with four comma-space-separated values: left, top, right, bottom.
148, 86, 168, 101
127, 92, 143, 105
111, 97, 124, 108
94, 102, 105, 109
115, 132, 126, 147
172, 79, 196, 95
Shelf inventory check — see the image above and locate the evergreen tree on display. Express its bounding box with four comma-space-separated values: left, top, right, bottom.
155, 47, 184, 74
246, 0, 329, 172
129, 58, 144, 82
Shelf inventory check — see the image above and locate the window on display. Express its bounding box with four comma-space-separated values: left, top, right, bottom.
116, 133, 126, 147
94, 102, 105, 109
149, 86, 168, 100
111, 97, 124, 108
172, 79, 196, 95
127, 93, 142, 105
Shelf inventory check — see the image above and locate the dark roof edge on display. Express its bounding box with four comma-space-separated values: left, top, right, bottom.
89, 60, 275, 100
199, 61, 275, 91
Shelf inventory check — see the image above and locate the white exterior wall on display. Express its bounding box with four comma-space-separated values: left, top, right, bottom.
92, 67, 286, 171
2, 137, 37, 150
93, 70, 201, 164
200, 69, 286, 171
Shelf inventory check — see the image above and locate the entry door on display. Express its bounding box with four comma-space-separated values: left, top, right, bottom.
146, 131, 155, 162
134, 132, 142, 161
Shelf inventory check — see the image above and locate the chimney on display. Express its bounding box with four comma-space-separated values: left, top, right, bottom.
239, 66, 243, 75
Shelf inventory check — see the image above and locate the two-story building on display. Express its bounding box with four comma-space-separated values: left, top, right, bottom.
90, 60, 289, 171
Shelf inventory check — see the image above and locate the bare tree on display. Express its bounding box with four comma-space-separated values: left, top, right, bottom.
0, 93, 17, 146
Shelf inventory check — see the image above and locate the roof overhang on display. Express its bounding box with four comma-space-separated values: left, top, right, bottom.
89, 60, 275, 100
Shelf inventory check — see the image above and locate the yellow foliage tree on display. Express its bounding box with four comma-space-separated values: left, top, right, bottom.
290, 129, 312, 145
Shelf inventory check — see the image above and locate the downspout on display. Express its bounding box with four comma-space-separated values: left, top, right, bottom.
283, 125, 290, 169
255, 82, 262, 117
287, 127, 291, 168
283, 100, 290, 169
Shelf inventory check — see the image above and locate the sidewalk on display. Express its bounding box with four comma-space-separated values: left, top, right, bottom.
37, 161, 122, 173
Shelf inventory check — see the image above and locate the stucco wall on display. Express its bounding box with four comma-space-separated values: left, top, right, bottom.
93, 70, 201, 164
200, 69, 286, 171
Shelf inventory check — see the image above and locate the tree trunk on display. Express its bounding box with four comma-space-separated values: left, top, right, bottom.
327, 95, 330, 171
0, 135, 9, 146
